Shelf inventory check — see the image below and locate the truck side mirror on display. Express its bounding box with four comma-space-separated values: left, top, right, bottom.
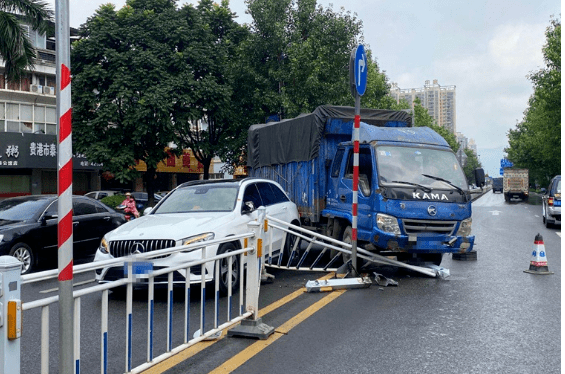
474, 168, 485, 188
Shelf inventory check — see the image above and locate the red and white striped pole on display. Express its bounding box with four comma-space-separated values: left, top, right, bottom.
349, 44, 366, 273
351, 96, 360, 271
55, 0, 74, 372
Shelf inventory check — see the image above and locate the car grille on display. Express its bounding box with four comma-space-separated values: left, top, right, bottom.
109, 239, 176, 258
402, 219, 456, 235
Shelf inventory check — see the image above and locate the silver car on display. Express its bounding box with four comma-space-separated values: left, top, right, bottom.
93, 178, 300, 294
542, 175, 561, 228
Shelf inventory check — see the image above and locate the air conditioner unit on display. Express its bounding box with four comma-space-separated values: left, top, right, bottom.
31, 84, 42, 93
43, 86, 55, 95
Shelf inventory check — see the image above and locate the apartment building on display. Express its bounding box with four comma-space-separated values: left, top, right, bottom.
0, 24, 103, 197
389, 79, 456, 133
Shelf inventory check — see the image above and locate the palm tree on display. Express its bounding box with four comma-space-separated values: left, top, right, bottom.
0, 0, 53, 82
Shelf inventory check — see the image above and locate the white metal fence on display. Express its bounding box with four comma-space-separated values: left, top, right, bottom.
1, 209, 270, 374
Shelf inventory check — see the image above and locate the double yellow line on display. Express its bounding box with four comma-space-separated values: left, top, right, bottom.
144, 273, 345, 373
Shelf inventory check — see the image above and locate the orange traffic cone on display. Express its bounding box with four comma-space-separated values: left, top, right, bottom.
524, 233, 554, 275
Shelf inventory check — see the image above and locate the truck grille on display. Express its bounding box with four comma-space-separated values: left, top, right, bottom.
401, 219, 456, 235
109, 239, 176, 258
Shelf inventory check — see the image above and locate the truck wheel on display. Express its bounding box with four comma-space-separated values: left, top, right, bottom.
341, 226, 364, 271
10, 243, 34, 275
217, 243, 240, 296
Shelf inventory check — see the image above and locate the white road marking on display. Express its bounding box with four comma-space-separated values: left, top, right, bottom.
557, 232, 561, 238
489, 210, 502, 215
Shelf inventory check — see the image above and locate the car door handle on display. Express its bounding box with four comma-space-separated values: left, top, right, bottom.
104, 217, 111, 221
340, 195, 346, 202
73, 222, 79, 226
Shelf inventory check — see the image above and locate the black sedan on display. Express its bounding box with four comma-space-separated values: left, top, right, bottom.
0, 195, 126, 274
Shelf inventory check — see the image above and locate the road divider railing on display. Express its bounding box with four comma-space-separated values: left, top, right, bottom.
0, 212, 269, 374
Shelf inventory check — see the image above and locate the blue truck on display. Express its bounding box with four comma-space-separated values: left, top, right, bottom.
492, 177, 503, 193
247, 106, 481, 266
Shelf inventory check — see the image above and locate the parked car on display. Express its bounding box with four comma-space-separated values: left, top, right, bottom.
84, 190, 123, 200
0, 195, 127, 274
129, 192, 162, 210
542, 175, 561, 228
94, 178, 301, 294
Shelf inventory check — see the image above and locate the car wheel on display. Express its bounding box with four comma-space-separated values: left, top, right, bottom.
544, 207, 553, 229
217, 243, 240, 296
9, 243, 34, 275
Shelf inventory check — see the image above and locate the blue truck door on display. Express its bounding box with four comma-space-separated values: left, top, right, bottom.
327, 148, 346, 208
337, 147, 374, 239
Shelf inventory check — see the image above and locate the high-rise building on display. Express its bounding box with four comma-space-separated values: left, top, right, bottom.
389, 79, 456, 133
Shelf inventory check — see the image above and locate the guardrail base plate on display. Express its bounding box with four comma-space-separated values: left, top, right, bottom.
228, 318, 275, 340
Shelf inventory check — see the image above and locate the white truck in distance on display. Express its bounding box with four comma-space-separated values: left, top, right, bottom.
503, 168, 529, 202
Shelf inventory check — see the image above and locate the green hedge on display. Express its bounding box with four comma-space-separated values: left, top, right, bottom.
101, 194, 126, 210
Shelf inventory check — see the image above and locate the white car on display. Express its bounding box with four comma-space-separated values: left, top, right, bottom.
94, 178, 300, 294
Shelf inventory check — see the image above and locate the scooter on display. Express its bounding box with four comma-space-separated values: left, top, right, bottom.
116, 204, 136, 221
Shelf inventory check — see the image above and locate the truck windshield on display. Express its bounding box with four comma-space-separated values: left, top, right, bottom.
376, 146, 468, 191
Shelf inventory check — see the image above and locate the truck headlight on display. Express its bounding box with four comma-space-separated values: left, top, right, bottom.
376, 213, 401, 235
179, 233, 215, 251
456, 218, 472, 237
99, 237, 109, 254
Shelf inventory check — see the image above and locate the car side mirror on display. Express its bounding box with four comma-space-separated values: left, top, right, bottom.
143, 207, 153, 215
242, 201, 255, 214
474, 168, 485, 188
41, 213, 58, 225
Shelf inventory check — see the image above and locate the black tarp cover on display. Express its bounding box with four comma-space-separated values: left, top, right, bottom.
247, 105, 412, 168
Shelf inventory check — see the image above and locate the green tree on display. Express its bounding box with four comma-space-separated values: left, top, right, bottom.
173, 0, 250, 179
71, 0, 192, 205
506, 17, 560, 186
0, 0, 53, 81
244, 0, 363, 119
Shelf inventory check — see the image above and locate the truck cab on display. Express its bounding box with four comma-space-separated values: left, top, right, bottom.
323, 126, 475, 264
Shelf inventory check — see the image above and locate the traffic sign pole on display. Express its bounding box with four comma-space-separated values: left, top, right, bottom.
349, 44, 367, 273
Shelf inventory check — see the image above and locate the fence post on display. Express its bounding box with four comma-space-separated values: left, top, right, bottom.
228, 207, 274, 340
0, 256, 23, 374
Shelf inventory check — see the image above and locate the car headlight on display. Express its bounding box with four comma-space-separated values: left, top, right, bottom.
179, 233, 215, 250
99, 237, 109, 254
456, 218, 472, 237
376, 213, 401, 235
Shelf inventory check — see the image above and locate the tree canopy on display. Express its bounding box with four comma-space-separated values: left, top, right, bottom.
0, 0, 53, 81
72, 0, 194, 204
506, 17, 561, 186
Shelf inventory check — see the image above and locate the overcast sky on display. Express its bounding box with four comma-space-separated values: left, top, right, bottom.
46, 0, 560, 176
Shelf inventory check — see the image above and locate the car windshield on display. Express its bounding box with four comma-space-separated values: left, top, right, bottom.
153, 185, 239, 213
0, 198, 50, 221
376, 145, 468, 190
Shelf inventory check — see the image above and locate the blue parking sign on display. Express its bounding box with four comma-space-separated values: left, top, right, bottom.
354, 45, 367, 96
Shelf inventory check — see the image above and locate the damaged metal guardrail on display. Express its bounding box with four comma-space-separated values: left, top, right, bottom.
264, 215, 450, 279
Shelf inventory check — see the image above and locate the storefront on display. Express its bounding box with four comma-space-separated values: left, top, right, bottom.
0, 132, 102, 198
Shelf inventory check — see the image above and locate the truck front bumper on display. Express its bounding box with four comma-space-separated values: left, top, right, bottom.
371, 233, 475, 254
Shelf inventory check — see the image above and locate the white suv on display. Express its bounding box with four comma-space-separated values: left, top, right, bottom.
93, 178, 300, 293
